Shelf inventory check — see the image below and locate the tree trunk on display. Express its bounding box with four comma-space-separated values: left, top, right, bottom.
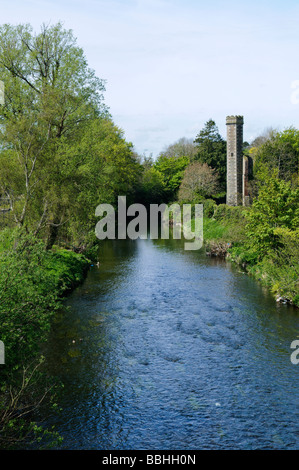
46, 220, 60, 250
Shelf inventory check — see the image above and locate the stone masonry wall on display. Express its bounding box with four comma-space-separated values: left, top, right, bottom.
226, 115, 244, 206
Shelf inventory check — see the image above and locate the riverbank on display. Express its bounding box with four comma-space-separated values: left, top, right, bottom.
45, 246, 91, 295
0, 230, 92, 368
0, 228, 91, 448
199, 205, 299, 308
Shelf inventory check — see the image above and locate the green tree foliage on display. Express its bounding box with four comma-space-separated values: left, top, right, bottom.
0, 22, 141, 249
59, 118, 141, 247
252, 127, 299, 182
153, 155, 190, 202
136, 167, 165, 205
0, 230, 60, 369
0, 23, 105, 228
245, 166, 299, 260
194, 119, 227, 187
259, 227, 299, 303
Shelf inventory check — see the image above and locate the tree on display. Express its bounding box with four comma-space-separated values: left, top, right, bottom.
178, 162, 220, 203
159, 137, 197, 160
54, 118, 142, 248
0, 22, 108, 248
135, 167, 165, 205
253, 128, 299, 183
194, 119, 227, 187
153, 155, 190, 202
245, 166, 299, 260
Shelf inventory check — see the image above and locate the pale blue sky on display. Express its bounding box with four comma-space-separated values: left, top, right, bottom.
1, 0, 299, 156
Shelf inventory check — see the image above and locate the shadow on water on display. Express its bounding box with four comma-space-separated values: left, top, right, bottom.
41, 237, 299, 450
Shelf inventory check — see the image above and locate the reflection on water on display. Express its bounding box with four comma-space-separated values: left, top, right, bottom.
42, 238, 299, 450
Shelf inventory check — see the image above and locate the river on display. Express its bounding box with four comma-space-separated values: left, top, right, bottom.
42, 237, 299, 450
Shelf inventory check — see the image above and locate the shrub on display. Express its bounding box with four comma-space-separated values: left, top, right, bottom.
245, 169, 299, 260
178, 162, 220, 203
203, 199, 216, 218
0, 228, 89, 448
213, 204, 248, 223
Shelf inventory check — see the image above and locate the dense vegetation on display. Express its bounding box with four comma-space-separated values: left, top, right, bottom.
0, 228, 90, 447
197, 132, 299, 307
0, 22, 141, 250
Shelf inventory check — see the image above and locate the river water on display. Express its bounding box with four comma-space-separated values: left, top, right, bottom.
43, 238, 299, 450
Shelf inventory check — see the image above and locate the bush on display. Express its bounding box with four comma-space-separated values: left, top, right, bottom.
0, 228, 89, 370
245, 170, 299, 260
0, 228, 89, 448
178, 162, 220, 203
0, 229, 60, 369
213, 204, 248, 223
203, 199, 216, 218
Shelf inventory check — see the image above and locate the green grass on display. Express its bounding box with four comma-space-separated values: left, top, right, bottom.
0, 230, 90, 295
203, 217, 229, 241
193, 206, 299, 307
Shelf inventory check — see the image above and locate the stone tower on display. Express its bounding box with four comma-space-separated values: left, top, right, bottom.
226, 115, 244, 206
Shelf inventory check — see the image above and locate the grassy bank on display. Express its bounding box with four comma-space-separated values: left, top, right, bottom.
200, 203, 299, 308
44, 246, 91, 295
0, 228, 91, 448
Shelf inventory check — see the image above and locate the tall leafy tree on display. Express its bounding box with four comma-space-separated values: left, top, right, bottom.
0, 22, 108, 247
153, 155, 190, 202
50, 118, 142, 248
135, 167, 165, 205
252, 127, 299, 183
194, 119, 227, 187
245, 166, 299, 260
